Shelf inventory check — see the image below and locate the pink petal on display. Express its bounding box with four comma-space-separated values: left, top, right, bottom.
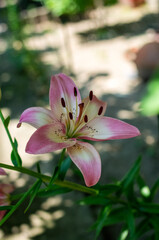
67, 141, 101, 187
78, 116, 140, 141
26, 122, 76, 154
49, 73, 81, 124
0, 184, 14, 194
81, 95, 107, 122
0, 168, 6, 176
18, 107, 55, 128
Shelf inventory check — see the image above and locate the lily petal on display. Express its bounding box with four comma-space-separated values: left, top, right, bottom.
78, 116, 140, 141
49, 73, 81, 124
67, 141, 101, 187
26, 122, 76, 154
82, 95, 107, 122
0, 184, 14, 194
18, 107, 55, 128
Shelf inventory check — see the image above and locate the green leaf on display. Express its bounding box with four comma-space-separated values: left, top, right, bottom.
132, 218, 150, 239
126, 208, 135, 239
37, 185, 71, 197
0, 180, 40, 226
150, 216, 159, 240
103, 207, 127, 226
139, 202, 159, 214
97, 183, 120, 196
79, 195, 112, 206
0, 206, 13, 210
92, 206, 112, 239
59, 156, 71, 180
11, 138, 22, 167
120, 156, 142, 191
24, 179, 42, 213
4, 116, 10, 128
150, 178, 159, 201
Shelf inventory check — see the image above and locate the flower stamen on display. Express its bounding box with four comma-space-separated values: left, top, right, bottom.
74, 87, 77, 97
69, 112, 73, 120
61, 98, 66, 108
89, 91, 93, 101
98, 106, 103, 116
84, 115, 88, 123
17, 123, 22, 128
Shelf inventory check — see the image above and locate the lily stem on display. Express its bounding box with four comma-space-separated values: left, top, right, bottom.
0, 109, 21, 167
58, 148, 66, 167
0, 163, 99, 195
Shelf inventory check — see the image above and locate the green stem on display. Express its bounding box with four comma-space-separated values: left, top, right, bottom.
0, 163, 99, 195
0, 109, 21, 167
48, 148, 66, 186
58, 148, 66, 167
0, 179, 39, 226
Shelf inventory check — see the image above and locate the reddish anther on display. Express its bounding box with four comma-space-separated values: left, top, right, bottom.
61, 98, 66, 108
98, 106, 103, 116
89, 91, 93, 101
17, 122, 22, 128
69, 112, 73, 120
74, 87, 77, 97
84, 115, 88, 123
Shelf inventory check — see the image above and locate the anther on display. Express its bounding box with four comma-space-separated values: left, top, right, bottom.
98, 106, 103, 115
89, 91, 93, 101
74, 87, 77, 97
69, 112, 73, 120
84, 115, 88, 123
78, 103, 84, 109
17, 122, 22, 128
61, 98, 66, 108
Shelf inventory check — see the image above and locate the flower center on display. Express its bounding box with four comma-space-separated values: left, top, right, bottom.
60, 88, 103, 138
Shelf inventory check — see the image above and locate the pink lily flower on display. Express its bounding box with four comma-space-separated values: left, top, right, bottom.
18, 73, 140, 187
0, 169, 14, 220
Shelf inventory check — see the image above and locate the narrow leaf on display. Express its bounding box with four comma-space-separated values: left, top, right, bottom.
24, 179, 42, 213
93, 206, 112, 239
79, 196, 111, 206
37, 185, 71, 197
150, 216, 159, 240
11, 138, 22, 167
126, 208, 135, 238
132, 218, 150, 239
59, 156, 71, 180
0, 206, 13, 210
0, 180, 39, 226
4, 116, 10, 128
139, 202, 159, 214
120, 156, 142, 191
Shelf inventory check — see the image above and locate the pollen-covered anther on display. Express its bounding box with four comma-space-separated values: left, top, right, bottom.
69, 112, 73, 120
74, 87, 77, 97
61, 98, 66, 108
17, 122, 22, 128
78, 103, 84, 121
84, 115, 88, 123
98, 106, 103, 115
89, 90, 93, 101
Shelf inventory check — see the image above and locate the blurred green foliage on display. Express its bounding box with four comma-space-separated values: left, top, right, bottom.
141, 69, 159, 116
35, 0, 117, 18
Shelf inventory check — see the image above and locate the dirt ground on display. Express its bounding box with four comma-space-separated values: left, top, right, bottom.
0, 3, 159, 240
